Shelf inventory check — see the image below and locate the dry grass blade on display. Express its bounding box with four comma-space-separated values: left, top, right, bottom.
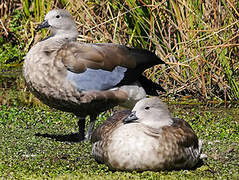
1, 0, 238, 103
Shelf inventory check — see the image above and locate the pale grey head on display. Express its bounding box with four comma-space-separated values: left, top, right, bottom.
124, 97, 173, 129
37, 9, 78, 38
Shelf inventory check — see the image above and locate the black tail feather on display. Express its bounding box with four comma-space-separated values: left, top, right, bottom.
138, 75, 165, 95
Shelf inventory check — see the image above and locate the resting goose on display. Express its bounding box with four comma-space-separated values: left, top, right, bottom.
91, 97, 202, 171
23, 9, 164, 141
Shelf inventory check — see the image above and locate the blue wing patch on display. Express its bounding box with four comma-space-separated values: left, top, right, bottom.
66, 66, 127, 91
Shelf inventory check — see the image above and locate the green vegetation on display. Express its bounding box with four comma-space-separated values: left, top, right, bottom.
0, 100, 238, 179
0, 1, 238, 179
0, 0, 239, 101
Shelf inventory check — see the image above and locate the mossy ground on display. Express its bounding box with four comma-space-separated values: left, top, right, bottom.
0, 89, 238, 179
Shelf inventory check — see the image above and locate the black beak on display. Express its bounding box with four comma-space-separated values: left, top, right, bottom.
36, 20, 50, 31
123, 111, 138, 124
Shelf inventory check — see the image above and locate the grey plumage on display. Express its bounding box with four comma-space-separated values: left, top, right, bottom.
91, 97, 202, 171
23, 9, 164, 141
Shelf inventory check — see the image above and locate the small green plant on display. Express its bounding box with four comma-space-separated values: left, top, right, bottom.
0, 100, 238, 179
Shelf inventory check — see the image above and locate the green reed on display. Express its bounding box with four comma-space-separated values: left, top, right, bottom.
1, 0, 238, 101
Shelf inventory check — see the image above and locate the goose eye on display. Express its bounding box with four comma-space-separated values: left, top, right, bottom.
56, 15, 60, 18
145, 106, 150, 110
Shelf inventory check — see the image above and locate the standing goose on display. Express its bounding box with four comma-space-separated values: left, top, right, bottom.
23, 9, 164, 141
91, 97, 202, 171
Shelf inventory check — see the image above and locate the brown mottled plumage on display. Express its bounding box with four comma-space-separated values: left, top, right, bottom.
23, 9, 164, 141
91, 97, 202, 171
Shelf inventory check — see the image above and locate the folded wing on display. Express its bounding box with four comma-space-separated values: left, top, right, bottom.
56, 43, 164, 91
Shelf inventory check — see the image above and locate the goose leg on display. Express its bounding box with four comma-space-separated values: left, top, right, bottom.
78, 117, 86, 141
85, 114, 98, 140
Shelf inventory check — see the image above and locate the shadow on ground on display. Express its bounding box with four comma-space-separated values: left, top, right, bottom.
35, 132, 82, 142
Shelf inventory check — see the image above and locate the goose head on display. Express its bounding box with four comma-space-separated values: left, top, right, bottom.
36, 9, 78, 38
124, 97, 173, 129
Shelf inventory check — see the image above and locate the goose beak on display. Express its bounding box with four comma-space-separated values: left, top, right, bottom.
123, 111, 138, 124
36, 20, 50, 31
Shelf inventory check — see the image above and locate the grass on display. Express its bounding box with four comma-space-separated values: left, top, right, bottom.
1, 0, 239, 102
0, 89, 238, 179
